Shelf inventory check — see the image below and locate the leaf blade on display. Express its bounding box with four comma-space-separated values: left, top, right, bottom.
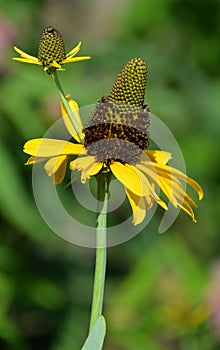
81, 316, 106, 350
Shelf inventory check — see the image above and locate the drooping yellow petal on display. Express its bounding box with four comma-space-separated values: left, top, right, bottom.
110, 162, 167, 212
25, 154, 68, 185
44, 155, 68, 185
177, 198, 197, 223
70, 155, 95, 171
24, 138, 85, 157
110, 162, 145, 197
137, 162, 199, 221
145, 191, 154, 209
145, 183, 168, 211
157, 175, 179, 207
60, 95, 84, 142
132, 163, 168, 210
70, 155, 100, 183
156, 168, 198, 208
25, 155, 49, 165
125, 189, 147, 225
137, 163, 179, 207
143, 150, 172, 165
81, 162, 102, 183
88, 163, 103, 176
152, 163, 204, 200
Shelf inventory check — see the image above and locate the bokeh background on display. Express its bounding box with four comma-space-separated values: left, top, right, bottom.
0, 0, 220, 349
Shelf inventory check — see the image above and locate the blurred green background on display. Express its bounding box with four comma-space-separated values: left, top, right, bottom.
0, 0, 220, 349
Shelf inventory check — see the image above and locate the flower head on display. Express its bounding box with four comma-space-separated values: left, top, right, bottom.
13, 26, 91, 73
23, 58, 203, 225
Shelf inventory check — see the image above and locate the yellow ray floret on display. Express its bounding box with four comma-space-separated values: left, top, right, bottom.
24, 138, 85, 157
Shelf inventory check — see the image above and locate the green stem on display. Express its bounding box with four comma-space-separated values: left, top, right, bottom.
51, 71, 84, 143
89, 173, 110, 332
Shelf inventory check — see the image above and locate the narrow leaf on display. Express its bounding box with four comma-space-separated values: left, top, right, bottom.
81, 316, 106, 350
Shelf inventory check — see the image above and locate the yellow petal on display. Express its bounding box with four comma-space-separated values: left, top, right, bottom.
160, 177, 179, 207
62, 56, 91, 64
137, 162, 199, 221
110, 162, 145, 197
70, 156, 100, 183
159, 174, 184, 208
70, 155, 95, 171
158, 169, 197, 208
65, 42, 82, 58
126, 189, 147, 225
177, 198, 197, 223
88, 163, 103, 176
145, 192, 154, 209
44, 156, 68, 185
12, 57, 41, 65
143, 150, 172, 164
51, 60, 62, 69
138, 163, 179, 207
61, 95, 84, 142
130, 163, 168, 210
153, 163, 204, 200
24, 138, 85, 157
81, 163, 102, 183
110, 162, 166, 212
25, 155, 49, 165
13, 46, 39, 62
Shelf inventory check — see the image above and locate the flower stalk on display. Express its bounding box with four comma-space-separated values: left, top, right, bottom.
89, 172, 111, 332
51, 71, 84, 143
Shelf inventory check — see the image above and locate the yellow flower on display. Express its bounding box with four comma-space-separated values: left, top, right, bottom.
13, 26, 91, 73
23, 58, 203, 225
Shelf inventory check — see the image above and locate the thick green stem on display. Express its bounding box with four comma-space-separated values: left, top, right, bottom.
89, 173, 110, 332
51, 71, 83, 143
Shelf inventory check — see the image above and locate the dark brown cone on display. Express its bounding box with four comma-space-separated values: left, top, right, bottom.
84, 58, 150, 164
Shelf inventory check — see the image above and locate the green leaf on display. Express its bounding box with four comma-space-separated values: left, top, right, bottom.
81, 316, 106, 350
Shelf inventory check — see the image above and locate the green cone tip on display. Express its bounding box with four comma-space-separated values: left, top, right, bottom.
109, 58, 147, 107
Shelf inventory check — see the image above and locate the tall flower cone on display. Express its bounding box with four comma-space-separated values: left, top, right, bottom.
23, 58, 203, 225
